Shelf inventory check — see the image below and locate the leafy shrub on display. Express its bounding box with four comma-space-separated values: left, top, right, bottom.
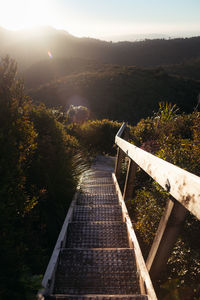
0, 57, 80, 299
132, 118, 157, 145
66, 119, 122, 155
28, 105, 78, 257
129, 102, 200, 297
133, 184, 167, 257
0, 57, 39, 299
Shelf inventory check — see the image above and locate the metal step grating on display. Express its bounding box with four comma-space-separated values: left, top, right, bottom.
66, 222, 129, 248
77, 193, 119, 206
72, 205, 123, 222
80, 177, 114, 186
80, 185, 116, 195
47, 295, 148, 299
82, 171, 112, 179
54, 249, 140, 295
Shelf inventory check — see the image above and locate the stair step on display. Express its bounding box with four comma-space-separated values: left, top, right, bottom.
47, 294, 148, 299
54, 249, 140, 295
80, 177, 114, 185
80, 184, 116, 195
91, 165, 114, 172
72, 206, 123, 222
66, 222, 129, 248
82, 171, 112, 179
77, 194, 119, 206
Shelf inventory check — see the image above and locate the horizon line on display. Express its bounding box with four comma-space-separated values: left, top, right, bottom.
0, 24, 200, 43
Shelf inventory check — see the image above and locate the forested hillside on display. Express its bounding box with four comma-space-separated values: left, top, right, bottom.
23, 57, 104, 89
1, 27, 200, 126
29, 65, 200, 124
163, 57, 200, 81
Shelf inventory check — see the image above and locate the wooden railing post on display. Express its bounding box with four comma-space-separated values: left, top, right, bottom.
114, 123, 128, 180
114, 147, 124, 180
146, 198, 187, 281
123, 158, 137, 202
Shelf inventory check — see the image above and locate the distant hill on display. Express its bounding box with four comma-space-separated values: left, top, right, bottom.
29, 65, 200, 124
163, 58, 200, 81
1, 27, 200, 72
1, 26, 200, 124
23, 57, 106, 89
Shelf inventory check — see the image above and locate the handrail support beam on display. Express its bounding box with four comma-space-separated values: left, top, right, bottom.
146, 198, 187, 280
123, 158, 137, 202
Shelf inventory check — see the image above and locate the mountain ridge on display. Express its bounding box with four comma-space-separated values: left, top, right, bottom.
1, 26, 200, 72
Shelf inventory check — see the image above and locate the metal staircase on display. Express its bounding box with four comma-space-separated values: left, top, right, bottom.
39, 123, 200, 300
40, 156, 153, 299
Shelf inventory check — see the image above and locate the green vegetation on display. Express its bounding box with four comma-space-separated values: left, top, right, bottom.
23, 57, 105, 89
66, 119, 122, 155
128, 103, 200, 299
163, 57, 200, 81
29, 65, 200, 124
0, 57, 123, 298
0, 57, 79, 299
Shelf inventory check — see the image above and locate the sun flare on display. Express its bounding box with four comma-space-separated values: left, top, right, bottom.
0, 0, 52, 30
0, 0, 199, 41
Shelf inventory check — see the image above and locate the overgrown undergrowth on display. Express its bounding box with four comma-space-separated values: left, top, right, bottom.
127, 103, 200, 299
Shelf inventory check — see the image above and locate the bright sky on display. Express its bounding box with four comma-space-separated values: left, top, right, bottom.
0, 0, 200, 40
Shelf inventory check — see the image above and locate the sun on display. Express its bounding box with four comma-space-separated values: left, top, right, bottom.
0, 0, 52, 30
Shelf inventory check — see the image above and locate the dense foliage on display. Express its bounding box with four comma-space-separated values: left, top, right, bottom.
163, 57, 200, 81
0, 57, 79, 299
128, 103, 200, 299
66, 119, 122, 155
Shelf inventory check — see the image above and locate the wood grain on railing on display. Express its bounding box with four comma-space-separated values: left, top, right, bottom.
115, 129, 200, 220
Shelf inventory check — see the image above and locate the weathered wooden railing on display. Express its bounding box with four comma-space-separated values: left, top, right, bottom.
114, 123, 200, 281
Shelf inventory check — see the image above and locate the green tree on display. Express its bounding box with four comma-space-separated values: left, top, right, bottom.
0, 57, 79, 299
28, 105, 78, 251
0, 56, 37, 298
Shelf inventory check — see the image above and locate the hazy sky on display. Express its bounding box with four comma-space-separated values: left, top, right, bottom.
0, 0, 200, 40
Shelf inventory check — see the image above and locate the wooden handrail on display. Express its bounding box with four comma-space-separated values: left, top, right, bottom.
116, 122, 127, 138
114, 123, 200, 281
115, 123, 200, 220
